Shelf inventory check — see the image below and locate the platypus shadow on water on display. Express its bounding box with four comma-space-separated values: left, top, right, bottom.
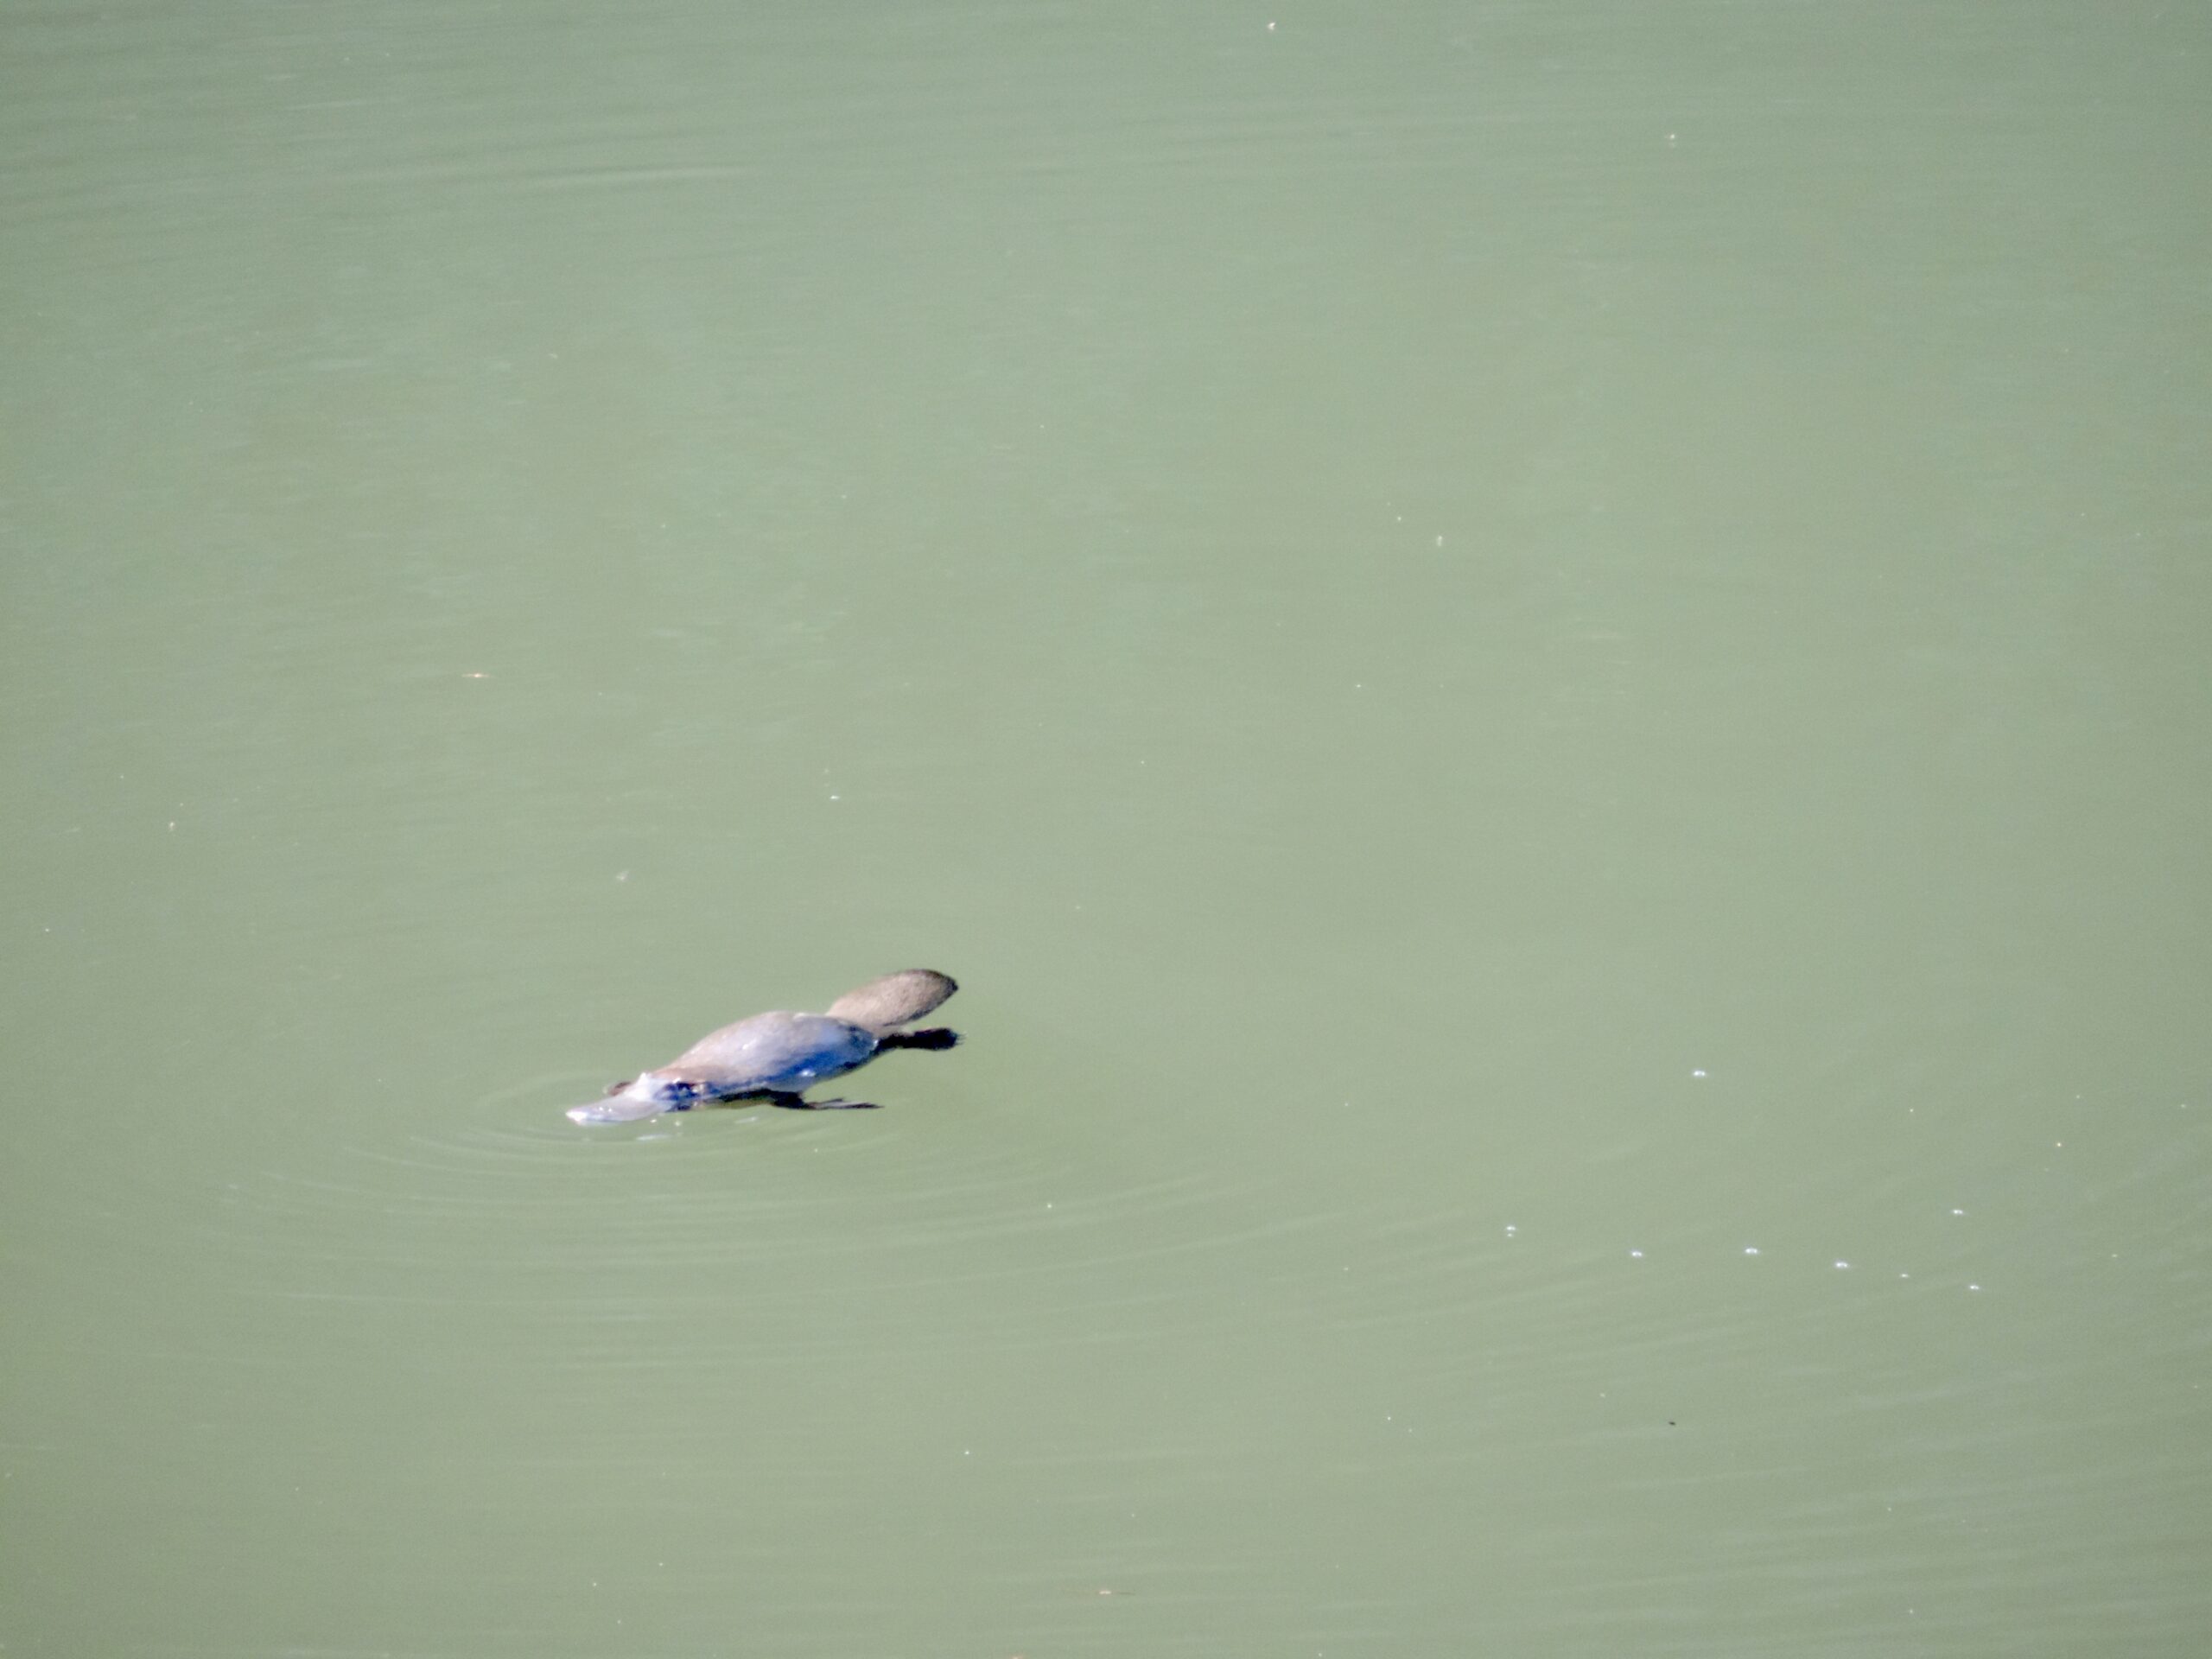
568, 969, 960, 1125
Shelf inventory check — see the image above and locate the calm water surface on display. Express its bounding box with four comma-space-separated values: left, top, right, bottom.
4, 2, 2209, 1654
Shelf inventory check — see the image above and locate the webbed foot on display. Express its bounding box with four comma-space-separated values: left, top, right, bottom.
878, 1027, 960, 1052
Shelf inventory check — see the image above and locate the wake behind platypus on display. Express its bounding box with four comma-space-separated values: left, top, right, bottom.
568, 969, 959, 1125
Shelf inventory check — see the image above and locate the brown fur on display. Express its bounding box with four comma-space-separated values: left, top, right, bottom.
824, 969, 958, 1034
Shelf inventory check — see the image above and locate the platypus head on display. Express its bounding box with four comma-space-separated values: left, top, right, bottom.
566, 1073, 700, 1125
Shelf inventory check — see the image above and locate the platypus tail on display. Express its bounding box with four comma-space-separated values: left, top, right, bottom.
827, 969, 957, 1035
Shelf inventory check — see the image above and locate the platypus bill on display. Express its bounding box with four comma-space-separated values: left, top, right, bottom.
568, 969, 959, 1125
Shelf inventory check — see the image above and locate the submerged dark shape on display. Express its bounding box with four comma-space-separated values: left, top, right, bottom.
569, 969, 960, 1125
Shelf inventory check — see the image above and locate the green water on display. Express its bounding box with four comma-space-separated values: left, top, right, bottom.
5, 3, 2209, 1654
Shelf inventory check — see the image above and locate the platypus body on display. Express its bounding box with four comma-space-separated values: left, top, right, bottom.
567, 969, 959, 1125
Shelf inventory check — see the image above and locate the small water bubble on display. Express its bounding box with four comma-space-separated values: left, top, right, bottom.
1744, 1247, 1760, 1255
1629, 1249, 1643, 1259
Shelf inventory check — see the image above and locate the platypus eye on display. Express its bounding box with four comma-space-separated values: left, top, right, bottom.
605, 1079, 632, 1096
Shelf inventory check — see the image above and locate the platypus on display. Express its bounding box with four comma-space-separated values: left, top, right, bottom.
567, 969, 959, 1125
